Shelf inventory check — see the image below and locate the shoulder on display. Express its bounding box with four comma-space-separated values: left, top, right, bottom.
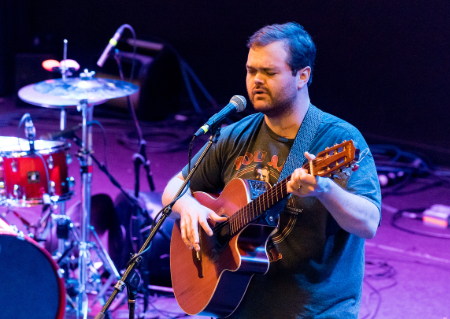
321, 112, 362, 137
218, 112, 265, 142
315, 110, 369, 149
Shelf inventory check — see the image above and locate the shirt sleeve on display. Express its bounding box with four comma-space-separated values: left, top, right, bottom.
310, 120, 382, 213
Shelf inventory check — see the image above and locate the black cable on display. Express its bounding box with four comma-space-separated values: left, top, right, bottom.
125, 182, 191, 266
361, 259, 397, 319
88, 120, 108, 169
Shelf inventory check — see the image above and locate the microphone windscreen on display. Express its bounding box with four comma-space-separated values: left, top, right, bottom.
230, 95, 247, 112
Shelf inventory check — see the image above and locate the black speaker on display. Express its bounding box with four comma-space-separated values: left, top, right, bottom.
97, 42, 183, 121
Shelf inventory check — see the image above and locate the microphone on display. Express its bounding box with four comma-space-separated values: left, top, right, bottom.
42, 124, 82, 141
97, 25, 127, 67
24, 116, 36, 153
194, 95, 246, 137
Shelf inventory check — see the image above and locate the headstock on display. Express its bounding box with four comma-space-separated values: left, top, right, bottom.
303, 140, 360, 177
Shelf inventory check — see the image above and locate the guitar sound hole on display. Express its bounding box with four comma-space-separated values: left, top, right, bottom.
214, 221, 230, 249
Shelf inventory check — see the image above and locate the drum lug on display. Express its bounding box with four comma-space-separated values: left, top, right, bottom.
13, 184, 20, 198
11, 160, 17, 173
16, 230, 25, 240
49, 181, 56, 196
66, 153, 72, 165
67, 176, 75, 191
57, 268, 65, 279
47, 155, 54, 169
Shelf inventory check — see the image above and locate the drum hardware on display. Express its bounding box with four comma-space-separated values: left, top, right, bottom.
15, 36, 139, 317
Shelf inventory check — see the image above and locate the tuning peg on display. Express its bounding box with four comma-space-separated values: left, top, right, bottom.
352, 164, 359, 172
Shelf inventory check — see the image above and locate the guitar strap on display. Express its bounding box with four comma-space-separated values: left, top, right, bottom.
263, 103, 323, 226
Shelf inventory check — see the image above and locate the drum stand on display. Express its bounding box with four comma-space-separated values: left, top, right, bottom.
55, 100, 120, 319
58, 106, 67, 256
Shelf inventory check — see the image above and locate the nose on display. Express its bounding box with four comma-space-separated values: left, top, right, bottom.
253, 73, 264, 85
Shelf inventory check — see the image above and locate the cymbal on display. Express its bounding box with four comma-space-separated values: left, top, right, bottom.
18, 77, 139, 108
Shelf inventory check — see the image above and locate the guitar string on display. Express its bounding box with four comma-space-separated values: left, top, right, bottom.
212, 179, 289, 235
210, 149, 347, 234
213, 179, 288, 234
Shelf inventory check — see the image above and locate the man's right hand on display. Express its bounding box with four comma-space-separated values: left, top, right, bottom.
178, 196, 227, 251
162, 171, 227, 252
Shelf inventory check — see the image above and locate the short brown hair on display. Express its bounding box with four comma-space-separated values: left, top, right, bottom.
248, 22, 316, 86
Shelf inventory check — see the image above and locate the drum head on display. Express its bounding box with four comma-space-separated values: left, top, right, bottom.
0, 138, 66, 156
0, 232, 65, 318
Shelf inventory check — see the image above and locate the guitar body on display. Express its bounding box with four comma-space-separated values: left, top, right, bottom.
170, 140, 359, 317
170, 178, 274, 318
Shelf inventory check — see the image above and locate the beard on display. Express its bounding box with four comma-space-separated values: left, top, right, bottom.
250, 84, 298, 118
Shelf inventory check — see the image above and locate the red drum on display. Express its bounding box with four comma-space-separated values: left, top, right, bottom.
0, 217, 66, 319
0, 139, 73, 206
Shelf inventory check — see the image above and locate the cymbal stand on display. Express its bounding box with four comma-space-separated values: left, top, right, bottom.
77, 98, 93, 319
57, 105, 67, 257
57, 38, 71, 258
74, 98, 121, 318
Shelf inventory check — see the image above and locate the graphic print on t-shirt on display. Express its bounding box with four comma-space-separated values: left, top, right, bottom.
233, 149, 285, 186
233, 148, 301, 260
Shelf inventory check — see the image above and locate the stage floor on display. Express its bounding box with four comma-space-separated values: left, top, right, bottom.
0, 98, 449, 319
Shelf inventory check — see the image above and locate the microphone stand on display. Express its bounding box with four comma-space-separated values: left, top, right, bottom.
113, 49, 155, 196
94, 127, 221, 319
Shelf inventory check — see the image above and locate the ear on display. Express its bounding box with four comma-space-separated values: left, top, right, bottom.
296, 66, 311, 89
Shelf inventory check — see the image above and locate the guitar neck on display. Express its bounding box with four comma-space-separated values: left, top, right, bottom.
221, 140, 358, 237
226, 177, 290, 237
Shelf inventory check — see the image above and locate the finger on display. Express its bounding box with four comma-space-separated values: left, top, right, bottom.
209, 210, 228, 222
189, 214, 200, 251
199, 215, 213, 236
180, 215, 192, 249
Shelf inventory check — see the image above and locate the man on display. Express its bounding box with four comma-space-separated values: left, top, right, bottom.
254, 164, 270, 183
163, 22, 381, 318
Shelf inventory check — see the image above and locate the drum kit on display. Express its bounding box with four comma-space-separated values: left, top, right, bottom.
0, 52, 140, 318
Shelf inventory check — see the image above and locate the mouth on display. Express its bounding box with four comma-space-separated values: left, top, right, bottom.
252, 88, 268, 97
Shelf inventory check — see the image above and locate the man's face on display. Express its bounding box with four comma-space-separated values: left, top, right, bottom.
261, 168, 269, 182
246, 41, 300, 117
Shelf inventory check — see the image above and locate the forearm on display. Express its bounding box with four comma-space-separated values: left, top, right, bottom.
316, 178, 380, 239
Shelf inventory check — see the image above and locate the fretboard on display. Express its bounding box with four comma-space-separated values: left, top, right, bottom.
226, 178, 290, 237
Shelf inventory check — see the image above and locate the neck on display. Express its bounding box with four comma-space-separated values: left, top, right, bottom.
264, 93, 310, 139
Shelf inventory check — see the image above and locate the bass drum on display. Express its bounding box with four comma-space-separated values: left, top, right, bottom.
0, 217, 66, 319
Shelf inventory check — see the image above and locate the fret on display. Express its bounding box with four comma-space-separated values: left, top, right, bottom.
238, 208, 242, 230
264, 189, 268, 211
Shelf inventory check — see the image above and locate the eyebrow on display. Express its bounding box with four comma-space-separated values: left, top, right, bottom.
246, 65, 279, 72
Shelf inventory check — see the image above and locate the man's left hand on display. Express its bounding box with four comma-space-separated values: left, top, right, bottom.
287, 151, 330, 197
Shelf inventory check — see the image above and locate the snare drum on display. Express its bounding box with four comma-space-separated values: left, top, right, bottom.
0, 139, 74, 206
0, 217, 66, 319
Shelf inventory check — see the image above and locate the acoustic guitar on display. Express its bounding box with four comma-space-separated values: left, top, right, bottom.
170, 140, 359, 318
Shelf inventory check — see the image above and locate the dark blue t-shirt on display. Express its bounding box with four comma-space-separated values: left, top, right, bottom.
182, 108, 381, 318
